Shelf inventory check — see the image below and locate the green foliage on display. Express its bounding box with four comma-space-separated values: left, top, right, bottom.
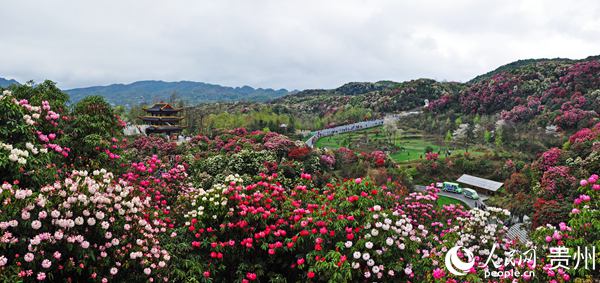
494, 128, 503, 148
66, 95, 123, 166
454, 116, 462, 126
483, 130, 492, 143
71, 96, 121, 136
473, 114, 480, 124
444, 130, 452, 143
9, 80, 69, 111
424, 145, 434, 153
204, 107, 294, 133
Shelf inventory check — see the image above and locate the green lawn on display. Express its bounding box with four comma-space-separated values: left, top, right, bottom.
437, 196, 467, 207
313, 127, 383, 149
313, 126, 487, 163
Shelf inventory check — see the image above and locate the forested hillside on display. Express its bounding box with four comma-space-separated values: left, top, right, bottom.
66, 80, 292, 106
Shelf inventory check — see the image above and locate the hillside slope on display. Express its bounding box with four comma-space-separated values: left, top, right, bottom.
469, 55, 600, 83
428, 58, 600, 130
275, 78, 464, 116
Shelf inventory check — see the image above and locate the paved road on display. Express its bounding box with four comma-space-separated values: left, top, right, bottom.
415, 185, 530, 241
305, 111, 421, 148
413, 185, 485, 209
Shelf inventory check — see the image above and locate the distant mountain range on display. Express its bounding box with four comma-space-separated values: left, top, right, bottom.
0, 77, 19, 88
64, 80, 293, 106
0, 78, 292, 105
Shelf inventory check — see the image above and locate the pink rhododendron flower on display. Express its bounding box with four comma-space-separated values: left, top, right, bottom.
432, 268, 445, 279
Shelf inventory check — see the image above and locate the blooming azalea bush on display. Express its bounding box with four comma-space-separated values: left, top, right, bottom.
0, 169, 169, 282
537, 147, 562, 171
334, 147, 358, 165
361, 151, 388, 167
123, 154, 190, 230
190, 149, 277, 182
0, 90, 68, 187
130, 136, 179, 157
319, 153, 336, 169
287, 146, 312, 161
425, 152, 439, 161
528, 173, 600, 281
187, 129, 295, 156
178, 174, 242, 228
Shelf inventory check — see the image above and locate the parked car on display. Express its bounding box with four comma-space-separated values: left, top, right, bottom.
442, 182, 463, 194
435, 182, 443, 188
462, 188, 479, 200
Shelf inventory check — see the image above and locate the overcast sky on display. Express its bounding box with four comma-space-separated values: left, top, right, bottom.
1, 0, 599, 90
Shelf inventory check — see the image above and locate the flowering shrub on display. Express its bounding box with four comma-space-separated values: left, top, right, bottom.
425, 152, 439, 161
529, 174, 600, 280
539, 166, 577, 200
568, 122, 600, 144
459, 73, 523, 114
426, 93, 453, 112
554, 108, 596, 129
529, 122, 600, 227
262, 132, 295, 155
131, 136, 178, 156
537, 147, 562, 171
334, 147, 358, 166
361, 151, 388, 167
0, 90, 68, 187
191, 149, 276, 179
179, 174, 242, 228
185, 130, 293, 156
287, 146, 312, 161
0, 169, 169, 282
319, 154, 336, 169
124, 154, 189, 228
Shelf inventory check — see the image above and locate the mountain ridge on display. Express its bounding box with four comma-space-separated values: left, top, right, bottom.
0, 77, 19, 88
469, 55, 600, 83
64, 80, 293, 106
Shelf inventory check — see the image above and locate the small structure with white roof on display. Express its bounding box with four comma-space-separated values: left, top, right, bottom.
456, 174, 503, 196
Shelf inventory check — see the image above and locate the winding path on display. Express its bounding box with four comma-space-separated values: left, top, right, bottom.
305, 110, 421, 148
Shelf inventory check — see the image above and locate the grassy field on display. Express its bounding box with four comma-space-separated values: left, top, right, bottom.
437, 196, 467, 207
314, 126, 486, 163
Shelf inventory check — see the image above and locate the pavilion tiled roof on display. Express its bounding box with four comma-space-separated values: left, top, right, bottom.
144, 102, 182, 112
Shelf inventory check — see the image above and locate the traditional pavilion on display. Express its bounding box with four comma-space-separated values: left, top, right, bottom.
139, 102, 185, 135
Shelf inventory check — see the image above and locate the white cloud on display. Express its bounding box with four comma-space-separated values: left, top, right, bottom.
0, 0, 598, 90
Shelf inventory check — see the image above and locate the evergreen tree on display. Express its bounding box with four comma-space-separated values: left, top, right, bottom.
484, 130, 492, 144
495, 128, 503, 148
